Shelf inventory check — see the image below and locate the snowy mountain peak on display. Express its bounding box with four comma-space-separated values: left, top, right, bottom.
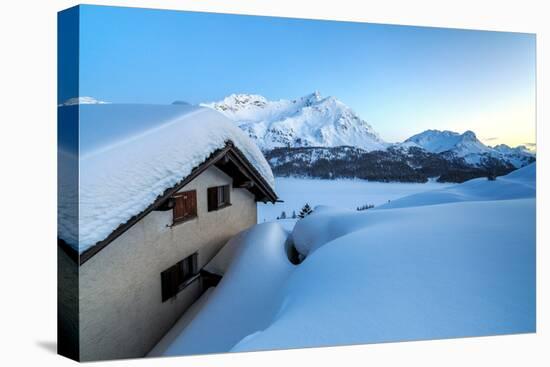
201, 92, 386, 151
493, 144, 534, 156
404, 129, 486, 154
403, 129, 534, 168
206, 93, 268, 113
297, 91, 323, 106
59, 96, 109, 106
462, 130, 477, 140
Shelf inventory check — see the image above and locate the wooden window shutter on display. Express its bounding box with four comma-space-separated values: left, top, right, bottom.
207, 187, 218, 211
173, 196, 185, 222
172, 190, 197, 224
188, 190, 197, 217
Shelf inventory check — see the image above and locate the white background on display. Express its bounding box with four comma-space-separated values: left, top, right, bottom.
0, 0, 547, 366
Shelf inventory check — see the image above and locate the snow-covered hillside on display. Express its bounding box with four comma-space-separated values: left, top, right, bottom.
153, 164, 536, 356
379, 162, 535, 210
201, 92, 386, 151
257, 178, 452, 222
402, 129, 534, 168
493, 144, 536, 168
404, 129, 488, 154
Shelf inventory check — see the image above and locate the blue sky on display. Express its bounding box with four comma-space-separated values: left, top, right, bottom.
73, 5, 536, 146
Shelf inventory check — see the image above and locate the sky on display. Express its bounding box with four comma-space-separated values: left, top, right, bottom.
70, 5, 536, 147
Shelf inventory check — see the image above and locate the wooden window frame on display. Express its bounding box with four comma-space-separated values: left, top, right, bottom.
161, 252, 199, 302
172, 190, 197, 225
207, 185, 231, 212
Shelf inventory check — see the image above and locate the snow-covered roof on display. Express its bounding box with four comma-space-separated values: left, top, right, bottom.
58, 104, 275, 254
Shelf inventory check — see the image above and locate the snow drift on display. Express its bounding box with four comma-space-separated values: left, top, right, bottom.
153, 222, 294, 356
58, 104, 275, 253
378, 162, 536, 210
155, 164, 536, 355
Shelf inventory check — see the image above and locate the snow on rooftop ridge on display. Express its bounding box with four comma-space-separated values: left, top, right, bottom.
59, 96, 110, 106
59, 104, 274, 253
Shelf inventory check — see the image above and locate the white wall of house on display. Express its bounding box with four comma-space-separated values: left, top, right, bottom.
78, 165, 257, 361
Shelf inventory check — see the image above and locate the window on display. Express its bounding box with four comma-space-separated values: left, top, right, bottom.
160, 253, 198, 302
207, 185, 231, 211
172, 190, 197, 224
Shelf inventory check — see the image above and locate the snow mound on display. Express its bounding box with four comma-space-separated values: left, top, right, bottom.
59, 96, 109, 106
293, 163, 535, 256
201, 92, 386, 151
379, 163, 536, 210
292, 206, 368, 256
58, 104, 274, 253
159, 222, 294, 356
232, 198, 535, 352
158, 164, 535, 355
503, 161, 536, 182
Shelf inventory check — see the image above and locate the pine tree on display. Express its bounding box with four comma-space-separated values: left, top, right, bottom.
356, 203, 374, 211
280, 211, 287, 219
298, 203, 313, 218
291, 210, 297, 219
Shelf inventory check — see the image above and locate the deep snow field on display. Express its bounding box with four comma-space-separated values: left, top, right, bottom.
151, 164, 536, 357
257, 177, 452, 222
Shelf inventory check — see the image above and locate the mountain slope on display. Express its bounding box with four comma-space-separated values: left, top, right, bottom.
201, 92, 386, 151
201, 93, 534, 182
404, 129, 490, 155
265, 146, 520, 183
402, 129, 534, 168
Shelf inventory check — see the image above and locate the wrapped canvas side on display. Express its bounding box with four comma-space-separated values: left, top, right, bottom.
57, 6, 80, 361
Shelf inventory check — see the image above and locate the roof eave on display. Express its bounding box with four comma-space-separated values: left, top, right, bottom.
72, 141, 277, 265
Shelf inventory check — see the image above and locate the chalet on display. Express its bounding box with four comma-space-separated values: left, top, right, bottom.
58, 104, 277, 361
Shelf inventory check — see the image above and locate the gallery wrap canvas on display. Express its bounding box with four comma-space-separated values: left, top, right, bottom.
57, 4, 536, 362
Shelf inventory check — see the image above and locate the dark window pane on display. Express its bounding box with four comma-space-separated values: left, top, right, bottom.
161, 252, 199, 302
207, 187, 218, 211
